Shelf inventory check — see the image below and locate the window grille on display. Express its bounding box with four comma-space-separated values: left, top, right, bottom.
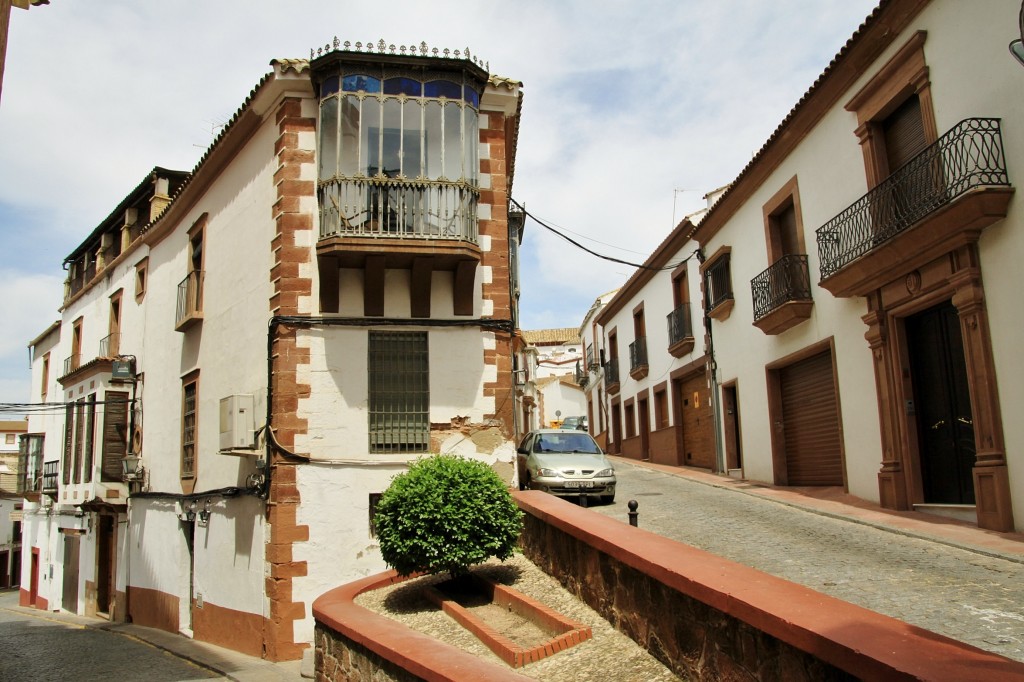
368, 331, 429, 453
182, 382, 197, 477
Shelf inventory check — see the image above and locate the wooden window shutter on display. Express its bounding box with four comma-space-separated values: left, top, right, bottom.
101, 391, 129, 482
882, 95, 926, 175
63, 402, 74, 485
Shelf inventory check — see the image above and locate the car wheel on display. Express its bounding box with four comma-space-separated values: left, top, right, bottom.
600, 494, 615, 505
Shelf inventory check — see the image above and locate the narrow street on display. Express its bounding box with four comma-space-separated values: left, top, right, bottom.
0, 590, 219, 681
591, 460, 1024, 663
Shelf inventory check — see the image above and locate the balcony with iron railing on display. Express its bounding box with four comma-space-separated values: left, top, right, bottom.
667, 304, 695, 357
176, 271, 204, 332
317, 180, 484, 315
63, 354, 81, 376
605, 357, 620, 395
816, 118, 1013, 297
751, 254, 813, 335
628, 337, 648, 380
99, 332, 120, 358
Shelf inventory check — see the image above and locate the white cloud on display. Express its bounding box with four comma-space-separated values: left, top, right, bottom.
0, 0, 878, 342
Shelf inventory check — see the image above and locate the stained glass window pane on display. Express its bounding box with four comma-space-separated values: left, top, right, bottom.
343, 75, 380, 93
424, 80, 462, 100
319, 96, 339, 179
339, 95, 360, 176
321, 75, 340, 98
464, 86, 480, 108
443, 102, 462, 180
383, 77, 422, 96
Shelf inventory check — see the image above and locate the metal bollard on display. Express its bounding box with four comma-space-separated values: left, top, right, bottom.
628, 500, 639, 527
579, 493, 589, 508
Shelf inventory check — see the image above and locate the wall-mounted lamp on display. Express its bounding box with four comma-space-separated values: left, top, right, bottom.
122, 453, 144, 482
197, 499, 212, 527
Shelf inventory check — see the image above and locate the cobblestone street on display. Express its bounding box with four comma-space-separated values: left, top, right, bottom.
591, 460, 1024, 663
0, 591, 218, 681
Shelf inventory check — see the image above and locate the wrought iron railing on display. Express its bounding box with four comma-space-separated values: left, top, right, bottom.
42, 460, 59, 492
751, 255, 812, 321
63, 354, 80, 376
817, 118, 1010, 280
667, 305, 693, 346
319, 179, 478, 243
704, 255, 733, 311
176, 271, 204, 327
605, 357, 620, 386
628, 337, 648, 372
99, 332, 120, 358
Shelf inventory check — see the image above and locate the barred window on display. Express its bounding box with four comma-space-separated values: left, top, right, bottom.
182, 379, 198, 477
368, 331, 429, 453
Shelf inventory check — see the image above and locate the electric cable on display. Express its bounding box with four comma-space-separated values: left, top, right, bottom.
509, 197, 699, 272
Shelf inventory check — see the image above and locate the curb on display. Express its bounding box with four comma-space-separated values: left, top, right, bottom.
609, 456, 1024, 566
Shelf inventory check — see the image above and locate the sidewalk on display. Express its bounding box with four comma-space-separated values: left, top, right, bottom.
609, 455, 1024, 564
0, 591, 304, 681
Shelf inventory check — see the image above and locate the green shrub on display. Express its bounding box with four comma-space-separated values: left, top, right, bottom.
375, 454, 523, 578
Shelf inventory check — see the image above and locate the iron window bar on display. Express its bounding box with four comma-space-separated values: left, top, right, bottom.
604, 357, 620, 386
816, 118, 1009, 281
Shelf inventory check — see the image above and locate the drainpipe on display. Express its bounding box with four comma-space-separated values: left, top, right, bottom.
695, 249, 727, 475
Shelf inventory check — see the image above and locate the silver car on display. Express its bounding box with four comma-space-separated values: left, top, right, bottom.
516, 429, 616, 504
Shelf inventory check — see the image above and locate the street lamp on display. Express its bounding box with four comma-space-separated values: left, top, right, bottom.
121, 453, 143, 481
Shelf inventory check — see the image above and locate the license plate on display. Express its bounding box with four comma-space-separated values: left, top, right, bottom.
564, 481, 594, 488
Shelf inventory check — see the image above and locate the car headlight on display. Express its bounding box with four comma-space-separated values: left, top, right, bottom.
596, 468, 614, 477
537, 468, 558, 477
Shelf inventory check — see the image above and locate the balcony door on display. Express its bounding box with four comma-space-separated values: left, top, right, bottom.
905, 301, 975, 504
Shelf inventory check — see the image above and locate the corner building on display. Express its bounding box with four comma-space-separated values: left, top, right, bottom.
19, 42, 523, 660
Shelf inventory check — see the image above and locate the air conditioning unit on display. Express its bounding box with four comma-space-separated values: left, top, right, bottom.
219, 394, 255, 452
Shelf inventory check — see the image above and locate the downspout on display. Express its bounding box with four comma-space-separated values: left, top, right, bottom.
696, 248, 727, 475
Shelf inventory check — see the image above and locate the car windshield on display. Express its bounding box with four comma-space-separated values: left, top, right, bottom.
532, 433, 601, 454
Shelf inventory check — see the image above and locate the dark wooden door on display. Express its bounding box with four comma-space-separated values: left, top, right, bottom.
96, 515, 115, 616
906, 301, 975, 504
680, 373, 714, 469
723, 385, 742, 470
62, 534, 80, 612
638, 398, 650, 460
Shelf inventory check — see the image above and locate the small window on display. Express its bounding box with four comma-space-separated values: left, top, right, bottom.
368, 332, 428, 453
135, 258, 148, 302
40, 352, 50, 402
4, 434, 13, 445
369, 493, 383, 537
181, 376, 198, 478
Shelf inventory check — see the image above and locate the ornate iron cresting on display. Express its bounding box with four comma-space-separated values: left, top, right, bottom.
628, 337, 648, 373
310, 37, 489, 72
816, 118, 1009, 280
667, 305, 693, 346
751, 255, 812, 321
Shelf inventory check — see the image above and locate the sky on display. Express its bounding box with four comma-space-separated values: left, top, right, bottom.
0, 0, 879, 408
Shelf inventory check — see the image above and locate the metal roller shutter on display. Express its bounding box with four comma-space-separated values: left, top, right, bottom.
779, 350, 843, 486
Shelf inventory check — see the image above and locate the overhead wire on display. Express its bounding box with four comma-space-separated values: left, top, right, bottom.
510, 197, 700, 272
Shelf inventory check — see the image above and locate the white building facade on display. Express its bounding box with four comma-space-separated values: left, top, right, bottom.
591, 0, 1022, 532
20, 44, 523, 660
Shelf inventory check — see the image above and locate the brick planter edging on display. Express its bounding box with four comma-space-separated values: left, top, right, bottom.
312, 570, 533, 682
514, 490, 1024, 681
423, 575, 591, 668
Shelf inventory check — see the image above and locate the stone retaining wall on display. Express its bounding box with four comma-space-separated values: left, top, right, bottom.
514, 490, 1024, 681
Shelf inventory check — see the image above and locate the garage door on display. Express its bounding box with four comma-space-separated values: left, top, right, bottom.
779, 350, 843, 486
680, 372, 714, 469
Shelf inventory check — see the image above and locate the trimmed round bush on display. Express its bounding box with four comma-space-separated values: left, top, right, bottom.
375, 454, 523, 578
